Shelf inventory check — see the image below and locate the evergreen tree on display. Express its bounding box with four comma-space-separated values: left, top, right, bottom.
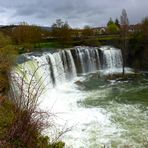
115, 18, 120, 28
107, 17, 114, 27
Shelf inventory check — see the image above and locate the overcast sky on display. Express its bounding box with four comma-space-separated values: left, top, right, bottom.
0, 0, 147, 28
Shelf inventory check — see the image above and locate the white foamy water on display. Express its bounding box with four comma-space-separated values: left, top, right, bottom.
11, 46, 146, 148
38, 77, 125, 148
100, 67, 134, 75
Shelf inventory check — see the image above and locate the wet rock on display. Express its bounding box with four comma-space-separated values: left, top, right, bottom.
75, 80, 83, 86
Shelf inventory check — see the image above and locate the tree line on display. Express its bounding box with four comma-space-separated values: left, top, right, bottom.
0, 10, 147, 48
0, 9, 147, 68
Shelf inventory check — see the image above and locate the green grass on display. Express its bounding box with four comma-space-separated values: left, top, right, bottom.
35, 42, 62, 48
97, 36, 120, 41
17, 41, 74, 54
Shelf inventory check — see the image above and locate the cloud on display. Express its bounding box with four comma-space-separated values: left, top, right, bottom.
0, 0, 147, 27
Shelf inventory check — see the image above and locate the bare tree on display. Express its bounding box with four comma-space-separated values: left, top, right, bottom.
51, 19, 72, 46
3, 59, 71, 147
120, 9, 129, 76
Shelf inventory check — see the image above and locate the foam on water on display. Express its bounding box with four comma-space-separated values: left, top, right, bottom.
100, 67, 134, 75
11, 46, 146, 147
38, 77, 125, 148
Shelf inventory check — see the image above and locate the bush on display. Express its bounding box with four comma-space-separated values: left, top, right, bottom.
0, 99, 65, 148
0, 33, 66, 147
82, 38, 101, 47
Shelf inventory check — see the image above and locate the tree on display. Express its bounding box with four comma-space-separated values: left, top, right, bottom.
51, 19, 72, 46
12, 22, 42, 50
0, 33, 11, 48
61, 21, 72, 45
81, 25, 100, 46
120, 9, 129, 26
82, 25, 94, 38
120, 9, 129, 76
115, 18, 120, 28
107, 23, 119, 34
0, 32, 17, 97
107, 17, 114, 27
139, 17, 148, 69
51, 19, 64, 38
141, 17, 148, 40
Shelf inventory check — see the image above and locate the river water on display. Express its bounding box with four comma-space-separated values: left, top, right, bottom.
12, 46, 148, 148
39, 72, 148, 148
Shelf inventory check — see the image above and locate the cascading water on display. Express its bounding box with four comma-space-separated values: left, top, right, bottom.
11, 46, 145, 148
99, 46, 123, 74
61, 50, 77, 79
51, 52, 66, 84
13, 46, 106, 88
14, 49, 78, 88
73, 46, 101, 74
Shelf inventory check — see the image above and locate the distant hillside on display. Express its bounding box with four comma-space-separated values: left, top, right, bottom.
40, 26, 52, 31
0, 25, 52, 32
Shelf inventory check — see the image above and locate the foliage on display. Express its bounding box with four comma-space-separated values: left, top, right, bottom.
0, 32, 17, 96
0, 99, 65, 148
106, 18, 120, 34
51, 19, 72, 46
0, 32, 12, 48
0, 31, 66, 147
128, 17, 148, 70
82, 38, 101, 47
107, 17, 114, 27
0, 99, 14, 139
81, 25, 94, 38
115, 18, 120, 28
141, 17, 148, 41
5, 62, 69, 148
35, 42, 62, 49
107, 23, 119, 34
12, 22, 42, 45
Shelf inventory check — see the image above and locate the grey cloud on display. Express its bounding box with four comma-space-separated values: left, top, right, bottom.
0, 0, 147, 27
0, 9, 6, 13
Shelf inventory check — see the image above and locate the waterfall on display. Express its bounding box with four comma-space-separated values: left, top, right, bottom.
94, 48, 101, 70
100, 46, 123, 69
99, 46, 123, 74
73, 46, 101, 74
10, 46, 137, 148
13, 46, 125, 91
61, 50, 77, 79
10, 45, 126, 145
75, 47, 85, 73
32, 55, 54, 88
52, 52, 66, 84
